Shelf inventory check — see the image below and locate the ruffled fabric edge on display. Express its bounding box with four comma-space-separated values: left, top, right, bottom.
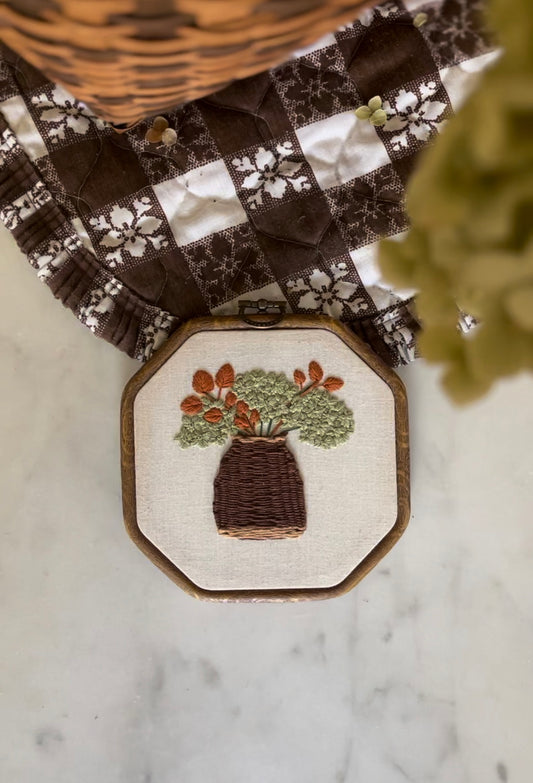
0, 116, 178, 361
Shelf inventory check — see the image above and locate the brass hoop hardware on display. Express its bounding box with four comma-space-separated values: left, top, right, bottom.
238, 299, 287, 328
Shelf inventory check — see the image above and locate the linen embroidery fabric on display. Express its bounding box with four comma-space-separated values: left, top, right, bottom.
0, 0, 493, 365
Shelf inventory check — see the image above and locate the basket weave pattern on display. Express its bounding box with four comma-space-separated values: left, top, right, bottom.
213, 435, 307, 539
0, 0, 376, 125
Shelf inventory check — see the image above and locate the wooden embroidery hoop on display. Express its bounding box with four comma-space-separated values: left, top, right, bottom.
121, 307, 410, 602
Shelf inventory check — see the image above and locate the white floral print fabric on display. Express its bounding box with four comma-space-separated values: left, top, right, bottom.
287, 262, 369, 318
232, 141, 311, 208
31, 85, 106, 144
138, 312, 178, 361
358, 1, 399, 26
0, 181, 50, 229
0, 126, 17, 159
78, 278, 123, 333
382, 81, 448, 150
89, 197, 168, 267
29, 234, 80, 281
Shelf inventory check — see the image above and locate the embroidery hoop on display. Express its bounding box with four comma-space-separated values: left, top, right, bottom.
121, 310, 410, 601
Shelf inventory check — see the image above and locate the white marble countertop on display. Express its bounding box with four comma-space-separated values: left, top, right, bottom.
1, 224, 532, 783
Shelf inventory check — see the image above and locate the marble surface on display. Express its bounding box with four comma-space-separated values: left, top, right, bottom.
1, 223, 532, 783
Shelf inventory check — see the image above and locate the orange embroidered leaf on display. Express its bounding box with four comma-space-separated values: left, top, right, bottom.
203, 407, 223, 423
323, 376, 344, 392
193, 369, 215, 394
249, 409, 260, 425
215, 363, 235, 389
309, 360, 324, 383
181, 395, 203, 415
225, 391, 237, 408
293, 369, 306, 386
236, 400, 249, 415
234, 415, 250, 430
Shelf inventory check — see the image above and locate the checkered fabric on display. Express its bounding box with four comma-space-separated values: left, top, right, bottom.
0, 0, 493, 364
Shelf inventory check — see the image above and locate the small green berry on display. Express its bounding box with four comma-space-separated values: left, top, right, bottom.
370, 109, 388, 126
413, 12, 428, 27
355, 105, 372, 120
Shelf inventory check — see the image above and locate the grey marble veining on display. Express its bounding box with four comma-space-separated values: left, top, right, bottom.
1, 225, 532, 783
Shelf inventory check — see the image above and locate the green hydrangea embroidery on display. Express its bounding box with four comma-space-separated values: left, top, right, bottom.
284, 388, 354, 449
174, 397, 236, 448
232, 369, 300, 421
175, 360, 354, 449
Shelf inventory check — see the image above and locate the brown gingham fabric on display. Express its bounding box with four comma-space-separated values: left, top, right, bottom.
0, 0, 493, 364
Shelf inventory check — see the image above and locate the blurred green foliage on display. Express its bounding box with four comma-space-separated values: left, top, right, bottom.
379, 0, 533, 402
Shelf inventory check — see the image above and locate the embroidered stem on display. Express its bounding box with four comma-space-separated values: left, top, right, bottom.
270, 420, 284, 437
297, 381, 318, 397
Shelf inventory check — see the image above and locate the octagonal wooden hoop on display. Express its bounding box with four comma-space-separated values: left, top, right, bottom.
121, 314, 410, 602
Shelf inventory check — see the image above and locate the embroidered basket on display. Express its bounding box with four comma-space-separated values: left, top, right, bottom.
121, 311, 410, 601
214, 435, 306, 539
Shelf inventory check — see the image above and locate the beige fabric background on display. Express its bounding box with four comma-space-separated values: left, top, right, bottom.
134, 329, 398, 590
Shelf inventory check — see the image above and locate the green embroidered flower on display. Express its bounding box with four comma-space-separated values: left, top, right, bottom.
232, 369, 299, 420
284, 388, 354, 449
355, 96, 388, 127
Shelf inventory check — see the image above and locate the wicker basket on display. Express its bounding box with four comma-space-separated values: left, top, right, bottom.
213, 435, 306, 539
0, 0, 376, 125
